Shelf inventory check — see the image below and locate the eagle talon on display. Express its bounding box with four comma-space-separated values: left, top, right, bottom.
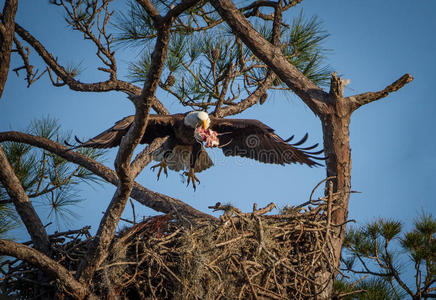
184, 168, 200, 190
150, 160, 168, 180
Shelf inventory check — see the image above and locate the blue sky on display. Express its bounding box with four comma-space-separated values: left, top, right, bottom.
1, 0, 435, 242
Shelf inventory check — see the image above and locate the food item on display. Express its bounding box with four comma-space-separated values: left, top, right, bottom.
195, 128, 219, 148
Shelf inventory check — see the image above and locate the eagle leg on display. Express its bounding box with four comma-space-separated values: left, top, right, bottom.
184, 167, 200, 190
150, 160, 168, 180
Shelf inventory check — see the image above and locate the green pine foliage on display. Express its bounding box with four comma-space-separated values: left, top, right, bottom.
338, 214, 436, 299
116, 2, 332, 111
0, 117, 106, 231
334, 278, 402, 300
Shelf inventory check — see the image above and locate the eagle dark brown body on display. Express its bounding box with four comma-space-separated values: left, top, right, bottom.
69, 112, 324, 189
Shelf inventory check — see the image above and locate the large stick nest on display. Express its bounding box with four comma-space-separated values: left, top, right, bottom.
1, 182, 342, 299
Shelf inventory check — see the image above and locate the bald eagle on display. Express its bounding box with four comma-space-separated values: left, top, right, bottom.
69, 111, 323, 189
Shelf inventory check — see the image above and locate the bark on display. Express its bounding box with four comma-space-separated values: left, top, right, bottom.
0, 239, 93, 300
347, 73, 413, 111
0, 0, 18, 98
0, 146, 50, 255
131, 136, 168, 177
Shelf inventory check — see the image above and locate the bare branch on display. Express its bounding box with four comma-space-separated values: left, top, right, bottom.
216, 70, 275, 117
0, 238, 92, 299
271, 1, 282, 46
12, 37, 47, 87
213, 63, 233, 116
0, 146, 50, 255
8, 17, 169, 114
347, 73, 414, 111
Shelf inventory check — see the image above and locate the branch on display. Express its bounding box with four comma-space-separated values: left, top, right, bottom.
216, 70, 275, 117
131, 136, 168, 178
12, 37, 47, 87
347, 73, 414, 111
6, 17, 169, 115
213, 63, 233, 116
163, 0, 199, 22
242, 0, 286, 22
0, 131, 216, 221
209, 0, 330, 116
136, 0, 161, 23
0, 146, 50, 255
0, 239, 92, 299
270, 0, 282, 46
382, 244, 415, 297
216, 0, 282, 115
0, 0, 18, 98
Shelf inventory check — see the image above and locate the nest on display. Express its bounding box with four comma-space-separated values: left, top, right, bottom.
1, 182, 342, 299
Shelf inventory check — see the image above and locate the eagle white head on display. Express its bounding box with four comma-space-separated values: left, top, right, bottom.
184, 111, 210, 129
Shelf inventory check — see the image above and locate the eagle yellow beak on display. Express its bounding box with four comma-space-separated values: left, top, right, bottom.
202, 119, 208, 129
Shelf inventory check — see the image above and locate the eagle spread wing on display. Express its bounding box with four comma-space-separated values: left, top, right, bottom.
69, 114, 183, 149
68, 113, 214, 173
210, 118, 323, 167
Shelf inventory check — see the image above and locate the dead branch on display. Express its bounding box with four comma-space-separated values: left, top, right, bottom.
5, 16, 169, 114
12, 37, 46, 87
347, 73, 414, 111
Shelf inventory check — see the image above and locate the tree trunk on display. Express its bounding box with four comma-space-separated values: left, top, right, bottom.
0, 0, 18, 99
208, 2, 413, 297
